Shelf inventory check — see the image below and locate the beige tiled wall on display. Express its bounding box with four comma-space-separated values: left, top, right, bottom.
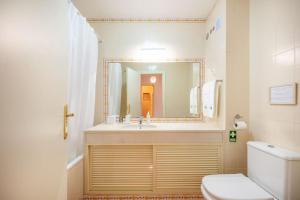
250, 0, 300, 151
225, 0, 250, 174
206, 0, 250, 174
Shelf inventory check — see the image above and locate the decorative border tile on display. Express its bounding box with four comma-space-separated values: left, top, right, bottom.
88, 18, 206, 23
82, 193, 203, 200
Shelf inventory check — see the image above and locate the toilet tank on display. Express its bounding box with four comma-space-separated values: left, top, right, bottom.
247, 141, 300, 200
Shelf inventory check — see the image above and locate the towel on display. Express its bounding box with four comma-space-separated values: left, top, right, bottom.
190, 86, 199, 115
202, 80, 217, 118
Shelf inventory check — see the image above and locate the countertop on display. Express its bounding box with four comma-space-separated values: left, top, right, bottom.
85, 122, 225, 133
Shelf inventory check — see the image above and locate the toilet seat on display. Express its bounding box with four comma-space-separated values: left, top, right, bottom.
201, 174, 274, 200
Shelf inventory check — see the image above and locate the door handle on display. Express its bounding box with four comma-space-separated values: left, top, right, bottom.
64, 104, 74, 140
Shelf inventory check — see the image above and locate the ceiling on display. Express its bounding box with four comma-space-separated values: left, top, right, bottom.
72, 0, 217, 20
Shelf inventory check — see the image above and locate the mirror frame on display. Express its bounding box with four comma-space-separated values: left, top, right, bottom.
103, 58, 205, 122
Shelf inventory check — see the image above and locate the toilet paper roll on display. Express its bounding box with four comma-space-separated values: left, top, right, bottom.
234, 121, 247, 130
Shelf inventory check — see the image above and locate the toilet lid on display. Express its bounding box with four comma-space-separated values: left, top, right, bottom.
202, 174, 274, 200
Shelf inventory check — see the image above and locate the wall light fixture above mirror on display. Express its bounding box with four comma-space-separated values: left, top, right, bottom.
103, 59, 204, 122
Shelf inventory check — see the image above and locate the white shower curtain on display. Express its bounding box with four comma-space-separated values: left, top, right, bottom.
108, 63, 123, 116
67, 3, 98, 162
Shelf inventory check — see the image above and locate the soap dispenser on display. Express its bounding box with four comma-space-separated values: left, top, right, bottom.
146, 112, 151, 125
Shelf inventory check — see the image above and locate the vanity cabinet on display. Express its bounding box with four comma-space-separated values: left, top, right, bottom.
154, 145, 222, 192
84, 124, 224, 194
85, 143, 223, 194
87, 145, 153, 192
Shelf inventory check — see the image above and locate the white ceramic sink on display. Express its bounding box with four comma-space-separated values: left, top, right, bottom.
122, 124, 157, 129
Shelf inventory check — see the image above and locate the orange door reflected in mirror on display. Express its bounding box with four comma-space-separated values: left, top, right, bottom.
141, 85, 154, 117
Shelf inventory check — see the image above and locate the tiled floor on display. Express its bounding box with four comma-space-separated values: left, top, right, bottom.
82, 194, 204, 200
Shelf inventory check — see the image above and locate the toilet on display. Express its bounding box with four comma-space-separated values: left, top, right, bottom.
201, 141, 300, 200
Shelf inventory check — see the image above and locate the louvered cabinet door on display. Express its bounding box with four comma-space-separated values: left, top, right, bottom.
87, 145, 153, 192
154, 145, 222, 192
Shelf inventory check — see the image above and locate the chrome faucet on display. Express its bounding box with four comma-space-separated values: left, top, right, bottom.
138, 116, 143, 129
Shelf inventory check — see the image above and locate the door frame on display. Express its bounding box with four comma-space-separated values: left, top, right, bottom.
140, 71, 165, 117
141, 84, 154, 117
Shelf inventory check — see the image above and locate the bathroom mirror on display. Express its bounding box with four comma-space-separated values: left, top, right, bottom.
104, 59, 204, 121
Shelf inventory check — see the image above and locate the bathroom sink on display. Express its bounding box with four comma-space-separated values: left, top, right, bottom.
122, 124, 157, 129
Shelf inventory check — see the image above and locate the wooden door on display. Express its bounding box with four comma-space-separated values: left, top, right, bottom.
141, 85, 154, 117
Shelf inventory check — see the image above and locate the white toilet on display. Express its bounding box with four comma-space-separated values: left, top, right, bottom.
201, 141, 300, 200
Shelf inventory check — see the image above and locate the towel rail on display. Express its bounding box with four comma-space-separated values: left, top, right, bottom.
198, 80, 223, 88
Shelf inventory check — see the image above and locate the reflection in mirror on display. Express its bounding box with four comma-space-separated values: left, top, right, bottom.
108, 62, 202, 119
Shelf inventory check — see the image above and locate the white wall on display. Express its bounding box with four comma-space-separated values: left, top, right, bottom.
205, 0, 226, 128
250, 0, 300, 151
91, 22, 206, 123
91, 22, 205, 59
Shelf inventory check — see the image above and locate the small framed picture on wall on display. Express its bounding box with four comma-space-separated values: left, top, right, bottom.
269, 83, 297, 105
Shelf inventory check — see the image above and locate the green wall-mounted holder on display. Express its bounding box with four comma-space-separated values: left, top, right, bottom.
229, 130, 237, 142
